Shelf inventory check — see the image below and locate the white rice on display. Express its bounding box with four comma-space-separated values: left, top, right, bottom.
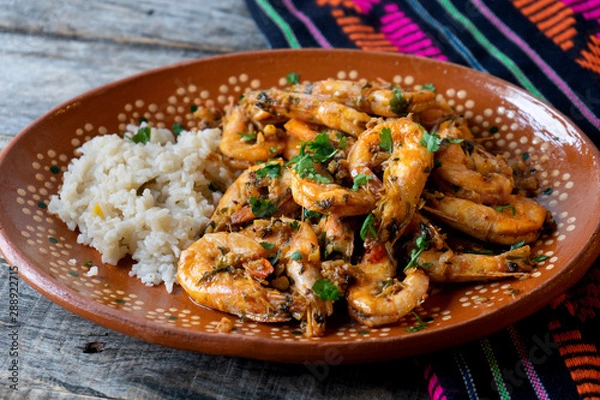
48, 125, 231, 292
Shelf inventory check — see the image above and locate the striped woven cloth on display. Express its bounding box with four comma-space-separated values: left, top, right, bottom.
245, 1, 600, 399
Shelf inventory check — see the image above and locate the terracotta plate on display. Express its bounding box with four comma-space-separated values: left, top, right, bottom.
1, 49, 600, 364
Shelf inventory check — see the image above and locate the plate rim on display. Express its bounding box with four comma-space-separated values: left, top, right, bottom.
2, 48, 600, 364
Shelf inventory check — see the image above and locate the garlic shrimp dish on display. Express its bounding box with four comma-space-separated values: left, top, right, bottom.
177, 77, 556, 337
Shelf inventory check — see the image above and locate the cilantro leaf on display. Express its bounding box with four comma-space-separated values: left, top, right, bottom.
260, 242, 275, 250
290, 251, 302, 261
129, 126, 152, 144
287, 134, 336, 183
389, 87, 408, 115
494, 205, 517, 216
308, 133, 337, 162
286, 72, 300, 85
405, 312, 429, 332
420, 130, 441, 153
289, 220, 301, 230
352, 174, 373, 191
238, 131, 257, 142
510, 239, 526, 251
171, 122, 185, 136
421, 83, 436, 92
249, 196, 278, 218
256, 163, 281, 179
405, 232, 429, 270
360, 214, 378, 241
530, 255, 550, 264
303, 209, 322, 220
379, 127, 393, 153
312, 279, 343, 301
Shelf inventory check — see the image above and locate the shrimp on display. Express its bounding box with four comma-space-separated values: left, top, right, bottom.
297, 79, 436, 115
432, 118, 514, 205
405, 213, 533, 282
245, 89, 371, 137
360, 118, 434, 244
177, 232, 293, 323
218, 105, 285, 162
346, 243, 430, 327
317, 215, 355, 293
206, 159, 299, 233
284, 221, 333, 336
288, 170, 377, 216
423, 192, 548, 245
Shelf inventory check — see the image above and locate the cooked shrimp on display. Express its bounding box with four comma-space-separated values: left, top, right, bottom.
432, 118, 514, 205
361, 118, 434, 244
219, 105, 285, 162
289, 170, 377, 216
245, 89, 371, 136
284, 221, 333, 336
405, 213, 532, 282
346, 243, 429, 327
424, 192, 548, 245
177, 232, 293, 322
317, 215, 354, 293
206, 159, 298, 233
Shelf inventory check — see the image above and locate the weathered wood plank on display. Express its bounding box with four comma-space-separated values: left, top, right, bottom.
0, 0, 267, 53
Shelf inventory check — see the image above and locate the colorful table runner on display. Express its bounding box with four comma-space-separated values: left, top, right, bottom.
245, 1, 600, 399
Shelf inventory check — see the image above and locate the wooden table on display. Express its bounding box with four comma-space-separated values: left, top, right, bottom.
0, 1, 429, 398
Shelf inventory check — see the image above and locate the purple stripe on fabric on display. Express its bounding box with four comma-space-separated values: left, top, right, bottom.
472, 0, 600, 129
281, 0, 332, 48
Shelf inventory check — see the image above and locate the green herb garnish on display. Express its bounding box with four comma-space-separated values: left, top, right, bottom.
530, 255, 550, 264
389, 87, 408, 115
303, 209, 322, 220
352, 174, 373, 191
360, 214, 378, 241
287, 133, 337, 183
421, 83, 436, 92
543, 188, 553, 195
405, 232, 429, 270
510, 239, 526, 251
260, 242, 275, 250
405, 312, 428, 332
312, 279, 343, 301
256, 163, 281, 179
489, 126, 499, 134
289, 220, 301, 230
420, 130, 441, 153
494, 205, 517, 215
379, 127, 393, 153
286, 72, 300, 85
290, 251, 302, 261
249, 196, 278, 218
129, 126, 152, 144
172, 122, 185, 136
238, 131, 257, 142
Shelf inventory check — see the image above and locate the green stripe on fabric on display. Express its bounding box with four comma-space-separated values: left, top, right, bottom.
480, 337, 511, 400
255, 0, 302, 48
436, 0, 544, 100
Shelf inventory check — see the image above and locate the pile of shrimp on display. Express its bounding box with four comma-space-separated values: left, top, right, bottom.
176, 78, 554, 337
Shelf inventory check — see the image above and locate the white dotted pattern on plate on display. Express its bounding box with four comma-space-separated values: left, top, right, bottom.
14, 70, 569, 339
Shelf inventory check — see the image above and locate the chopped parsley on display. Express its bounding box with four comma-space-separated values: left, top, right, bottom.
312, 279, 343, 301
260, 242, 275, 250
421, 83, 436, 92
510, 239, 526, 251
286, 72, 300, 85
494, 205, 517, 216
405, 312, 429, 333
530, 255, 550, 264
287, 133, 337, 183
238, 131, 257, 142
129, 126, 152, 144
389, 87, 408, 115
360, 214, 378, 241
290, 251, 302, 261
249, 196, 278, 218
303, 209, 323, 220
256, 163, 281, 179
405, 232, 430, 271
337, 132, 348, 149
379, 127, 393, 153
420, 130, 442, 153
352, 174, 373, 191
289, 220, 301, 230
171, 122, 185, 136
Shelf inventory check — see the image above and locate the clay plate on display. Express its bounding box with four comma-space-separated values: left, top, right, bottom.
1, 49, 600, 364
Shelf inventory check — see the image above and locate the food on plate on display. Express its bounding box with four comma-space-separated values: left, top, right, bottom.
50, 76, 554, 336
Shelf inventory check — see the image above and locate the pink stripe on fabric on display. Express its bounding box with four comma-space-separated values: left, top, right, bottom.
565, 0, 600, 12
508, 326, 551, 400
381, 10, 408, 24
419, 47, 446, 58
381, 17, 413, 33
584, 7, 600, 18
353, 0, 380, 14
395, 31, 426, 46
281, 0, 332, 48
472, 0, 600, 129
384, 23, 420, 39
400, 38, 432, 52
